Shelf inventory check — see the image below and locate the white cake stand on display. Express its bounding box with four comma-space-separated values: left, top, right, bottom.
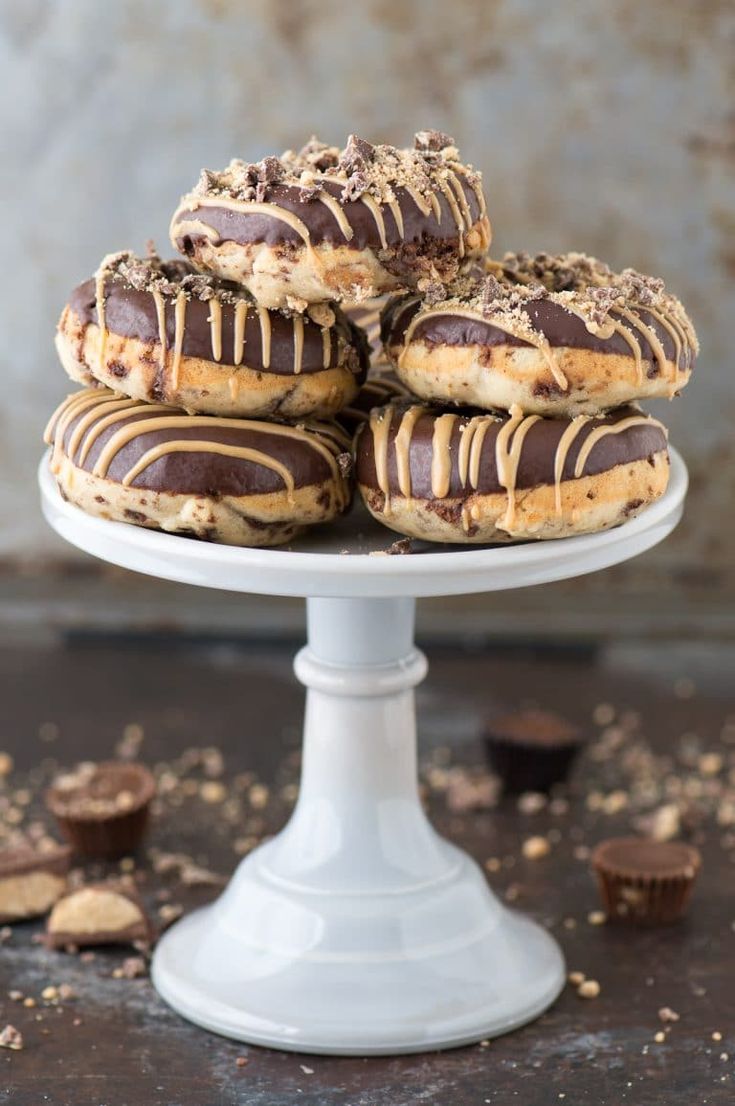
39, 450, 687, 1055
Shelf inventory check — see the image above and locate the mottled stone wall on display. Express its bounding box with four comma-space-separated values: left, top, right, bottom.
3, 0, 733, 581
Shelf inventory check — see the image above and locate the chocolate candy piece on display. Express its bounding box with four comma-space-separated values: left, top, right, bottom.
483, 709, 583, 794
0, 842, 71, 923
592, 837, 701, 925
46, 882, 153, 949
45, 761, 156, 861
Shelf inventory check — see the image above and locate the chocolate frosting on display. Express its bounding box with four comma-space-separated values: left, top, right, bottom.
356, 405, 667, 499
68, 275, 368, 379
382, 296, 688, 369
172, 177, 483, 252
57, 398, 347, 496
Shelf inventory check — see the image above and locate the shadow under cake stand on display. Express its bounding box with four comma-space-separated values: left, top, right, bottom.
39, 449, 687, 1055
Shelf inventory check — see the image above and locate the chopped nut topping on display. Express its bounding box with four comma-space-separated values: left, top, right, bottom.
193, 132, 481, 209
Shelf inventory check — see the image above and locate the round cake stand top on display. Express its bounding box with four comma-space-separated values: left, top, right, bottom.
39, 448, 687, 599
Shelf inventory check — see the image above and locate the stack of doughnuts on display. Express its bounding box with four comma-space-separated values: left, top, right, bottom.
44, 131, 489, 546
355, 250, 697, 543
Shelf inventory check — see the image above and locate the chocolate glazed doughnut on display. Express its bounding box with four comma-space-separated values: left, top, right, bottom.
355, 403, 670, 544
45, 388, 352, 548
56, 252, 368, 420
170, 132, 491, 310
383, 252, 698, 416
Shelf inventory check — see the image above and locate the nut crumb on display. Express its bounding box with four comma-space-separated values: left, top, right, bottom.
587, 910, 607, 926
568, 970, 586, 986
522, 835, 550, 860
577, 979, 601, 999
0, 1025, 23, 1050
658, 1006, 680, 1023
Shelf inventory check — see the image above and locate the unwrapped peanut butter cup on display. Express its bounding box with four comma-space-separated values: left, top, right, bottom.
592, 836, 701, 925
46, 881, 152, 949
45, 761, 156, 860
0, 841, 71, 923
483, 708, 583, 794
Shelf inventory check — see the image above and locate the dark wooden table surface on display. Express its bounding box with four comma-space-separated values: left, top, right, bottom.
0, 630, 733, 1106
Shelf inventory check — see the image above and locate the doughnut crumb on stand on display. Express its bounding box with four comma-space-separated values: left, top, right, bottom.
382, 252, 698, 416
57, 250, 369, 420
355, 401, 670, 544
169, 132, 491, 310
45, 387, 353, 548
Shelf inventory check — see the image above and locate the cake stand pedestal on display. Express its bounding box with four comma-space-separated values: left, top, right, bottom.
39, 450, 687, 1055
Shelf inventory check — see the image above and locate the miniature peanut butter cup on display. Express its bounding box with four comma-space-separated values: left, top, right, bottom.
45, 761, 156, 860
46, 881, 152, 949
592, 837, 701, 925
483, 708, 583, 793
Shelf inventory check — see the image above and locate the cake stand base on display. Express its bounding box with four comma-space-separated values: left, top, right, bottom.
152, 597, 564, 1055
39, 450, 687, 1054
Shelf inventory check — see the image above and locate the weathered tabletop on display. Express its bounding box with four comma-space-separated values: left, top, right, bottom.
0, 631, 732, 1106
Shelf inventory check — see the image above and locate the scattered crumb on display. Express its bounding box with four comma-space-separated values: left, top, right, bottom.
654, 1031, 666, 1043
713, 1031, 723, 1042
236, 1056, 249, 1068
0, 1025, 23, 1050
38, 722, 59, 743
517, 792, 547, 815
659, 1006, 680, 1023
522, 835, 550, 860
577, 979, 601, 999
0, 753, 14, 777
587, 910, 607, 926
593, 703, 616, 726
199, 781, 226, 804
300, 1065, 314, 1075
568, 971, 586, 986
674, 677, 696, 700
112, 956, 147, 980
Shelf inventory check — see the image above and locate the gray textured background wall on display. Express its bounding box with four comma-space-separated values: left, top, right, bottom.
3, 0, 733, 590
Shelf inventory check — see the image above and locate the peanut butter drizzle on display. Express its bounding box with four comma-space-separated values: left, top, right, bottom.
257, 307, 272, 369
394, 405, 426, 496
495, 406, 541, 530
388, 200, 404, 240
49, 389, 346, 492
401, 306, 567, 389
74, 400, 171, 466
431, 414, 458, 498
614, 304, 668, 382
173, 195, 314, 247
458, 416, 491, 488
359, 194, 388, 249
171, 291, 187, 388
293, 315, 305, 375
552, 416, 590, 515
369, 406, 394, 513
314, 191, 354, 241
436, 179, 465, 256
123, 441, 296, 503
404, 186, 432, 218
67, 397, 140, 462
46, 389, 110, 471
429, 192, 442, 223
321, 326, 332, 368
573, 414, 666, 479
233, 300, 249, 366
446, 171, 472, 230
94, 268, 108, 368
151, 289, 168, 381
468, 417, 495, 489
208, 295, 223, 362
